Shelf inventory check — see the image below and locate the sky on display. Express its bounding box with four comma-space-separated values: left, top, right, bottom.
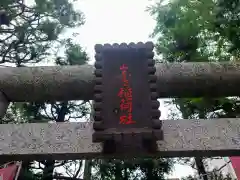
73, 0, 157, 63
71, 0, 195, 178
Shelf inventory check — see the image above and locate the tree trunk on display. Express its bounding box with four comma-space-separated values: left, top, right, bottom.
42, 102, 68, 180
0, 92, 9, 119
42, 160, 55, 180
195, 112, 208, 180
195, 157, 208, 180
83, 160, 91, 180
1, 62, 240, 102
123, 167, 128, 180
114, 162, 123, 180
18, 161, 31, 180
83, 104, 94, 180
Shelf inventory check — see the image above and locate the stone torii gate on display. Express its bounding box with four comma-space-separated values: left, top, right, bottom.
0, 42, 240, 161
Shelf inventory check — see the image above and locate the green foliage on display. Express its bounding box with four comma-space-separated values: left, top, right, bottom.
0, 0, 88, 180
182, 171, 236, 180
55, 38, 89, 65
150, 0, 240, 178
0, 0, 85, 66
214, 0, 240, 56
149, 0, 232, 62
149, 0, 240, 120
92, 158, 173, 180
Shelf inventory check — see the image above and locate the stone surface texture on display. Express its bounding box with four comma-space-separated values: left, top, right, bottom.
0, 119, 240, 160
0, 62, 240, 101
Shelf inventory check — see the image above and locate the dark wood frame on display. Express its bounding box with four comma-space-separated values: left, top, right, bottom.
92, 42, 163, 154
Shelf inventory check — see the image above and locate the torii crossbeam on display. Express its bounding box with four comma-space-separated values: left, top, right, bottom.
0, 42, 240, 160
0, 119, 239, 161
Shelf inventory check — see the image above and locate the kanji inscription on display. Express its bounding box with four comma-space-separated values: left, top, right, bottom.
118, 64, 135, 125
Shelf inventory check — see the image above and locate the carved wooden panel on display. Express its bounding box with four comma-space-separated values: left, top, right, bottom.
93, 42, 163, 154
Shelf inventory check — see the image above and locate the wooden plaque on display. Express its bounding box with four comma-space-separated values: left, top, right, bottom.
93, 42, 162, 154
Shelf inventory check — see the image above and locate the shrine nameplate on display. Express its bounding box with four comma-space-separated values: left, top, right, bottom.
93, 42, 163, 154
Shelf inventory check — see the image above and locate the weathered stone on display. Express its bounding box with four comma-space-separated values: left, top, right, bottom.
0, 62, 240, 101
0, 119, 240, 160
